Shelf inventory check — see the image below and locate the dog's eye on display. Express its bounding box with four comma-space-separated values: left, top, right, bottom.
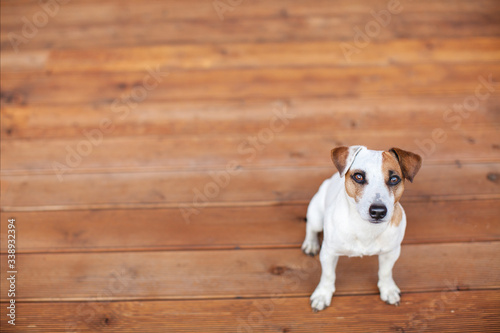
389, 175, 401, 185
352, 173, 365, 184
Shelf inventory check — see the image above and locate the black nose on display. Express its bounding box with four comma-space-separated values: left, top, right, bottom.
369, 204, 387, 221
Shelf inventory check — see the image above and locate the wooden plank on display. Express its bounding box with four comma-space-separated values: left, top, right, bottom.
403, 200, 500, 244
0, 242, 499, 302
44, 38, 500, 71
1, 163, 499, 211
2, 64, 500, 105
2, 4, 499, 51
0, 206, 307, 253
39, 38, 500, 71
2, 97, 499, 140
1, 165, 496, 211
1, 200, 498, 253
2, 0, 498, 26
1, 290, 499, 332
3, 37, 500, 72
2, 128, 499, 174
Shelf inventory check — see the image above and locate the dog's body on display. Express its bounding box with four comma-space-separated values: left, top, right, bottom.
302, 146, 421, 312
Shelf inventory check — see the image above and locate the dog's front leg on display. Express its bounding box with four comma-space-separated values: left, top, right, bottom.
310, 247, 339, 312
378, 245, 401, 305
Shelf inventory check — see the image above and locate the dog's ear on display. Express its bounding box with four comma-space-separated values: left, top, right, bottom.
331, 146, 365, 177
389, 148, 422, 183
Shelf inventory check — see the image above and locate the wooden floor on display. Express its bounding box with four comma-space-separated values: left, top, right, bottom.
1, 0, 500, 332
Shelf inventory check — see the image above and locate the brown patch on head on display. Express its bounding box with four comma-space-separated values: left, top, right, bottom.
382, 151, 405, 202
391, 203, 403, 227
345, 169, 365, 203
389, 148, 422, 183
331, 146, 349, 175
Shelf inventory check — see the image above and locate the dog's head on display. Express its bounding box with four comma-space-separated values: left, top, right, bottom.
331, 146, 422, 224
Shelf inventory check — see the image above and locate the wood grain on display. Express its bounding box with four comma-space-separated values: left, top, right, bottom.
1, 1, 499, 331
2, 37, 500, 73
1, 242, 499, 302
2, 0, 498, 25
2, 128, 499, 174
2, 1, 500, 51
1, 290, 499, 332
1, 200, 499, 254
2, 64, 499, 105
2, 163, 499, 211
2, 97, 499, 140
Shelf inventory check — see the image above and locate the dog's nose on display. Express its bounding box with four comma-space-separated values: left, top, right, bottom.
369, 204, 387, 221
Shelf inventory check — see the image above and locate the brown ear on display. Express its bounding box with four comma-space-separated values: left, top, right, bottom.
331, 146, 349, 175
331, 146, 365, 177
389, 148, 422, 183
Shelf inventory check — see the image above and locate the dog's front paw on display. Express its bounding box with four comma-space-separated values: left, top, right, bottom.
301, 238, 320, 257
310, 286, 334, 312
378, 280, 401, 306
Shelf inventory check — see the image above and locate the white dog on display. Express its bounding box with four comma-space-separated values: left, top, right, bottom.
302, 146, 422, 312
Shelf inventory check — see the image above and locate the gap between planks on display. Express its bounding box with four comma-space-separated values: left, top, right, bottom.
0, 288, 497, 304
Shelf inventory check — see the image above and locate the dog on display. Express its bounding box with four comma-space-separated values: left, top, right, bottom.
302, 146, 422, 312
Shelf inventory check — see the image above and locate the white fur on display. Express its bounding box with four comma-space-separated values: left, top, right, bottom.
302, 146, 406, 311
